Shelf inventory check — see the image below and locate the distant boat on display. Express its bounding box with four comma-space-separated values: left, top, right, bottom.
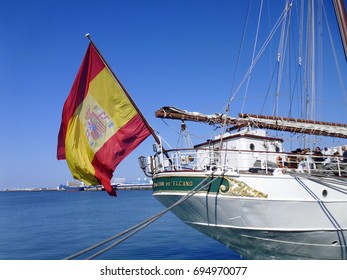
58, 180, 85, 192
139, 0, 347, 259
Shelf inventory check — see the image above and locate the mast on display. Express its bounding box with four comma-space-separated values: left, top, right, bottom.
310, 0, 316, 123
333, 0, 347, 60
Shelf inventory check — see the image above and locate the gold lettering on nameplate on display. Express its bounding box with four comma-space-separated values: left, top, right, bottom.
172, 180, 193, 187
153, 182, 164, 187
154, 180, 194, 188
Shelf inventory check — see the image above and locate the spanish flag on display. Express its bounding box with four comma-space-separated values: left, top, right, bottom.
57, 41, 151, 196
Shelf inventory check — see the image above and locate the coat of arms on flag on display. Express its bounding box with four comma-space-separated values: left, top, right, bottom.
85, 104, 114, 147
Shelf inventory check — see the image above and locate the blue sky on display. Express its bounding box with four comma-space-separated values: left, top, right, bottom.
1, 0, 346, 188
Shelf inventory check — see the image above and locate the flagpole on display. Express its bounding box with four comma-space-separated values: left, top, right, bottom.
85, 33, 161, 146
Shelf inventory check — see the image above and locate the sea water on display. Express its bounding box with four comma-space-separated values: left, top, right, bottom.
0, 190, 241, 260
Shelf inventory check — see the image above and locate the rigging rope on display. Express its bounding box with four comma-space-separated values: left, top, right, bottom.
228, 3, 293, 107
321, 0, 347, 104
260, 61, 279, 114
218, 0, 253, 155
290, 173, 347, 259
228, 0, 252, 107
241, 0, 264, 113
64, 172, 224, 260
274, 0, 293, 116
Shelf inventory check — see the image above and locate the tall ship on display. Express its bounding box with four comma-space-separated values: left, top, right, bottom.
58, 0, 347, 260
138, 0, 347, 259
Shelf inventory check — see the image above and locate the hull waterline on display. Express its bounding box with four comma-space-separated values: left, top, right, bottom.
152, 172, 347, 259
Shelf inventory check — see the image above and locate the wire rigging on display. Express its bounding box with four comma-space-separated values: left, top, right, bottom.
321, 0, 347, 104
241, 0, 264, 113
274, 0, 293, 116
228, 3, 293, 107
64, 173, 223, 260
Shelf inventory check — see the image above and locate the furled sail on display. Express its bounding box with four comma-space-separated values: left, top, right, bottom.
155, 106, 238, 125
237, 113, 347, 139
155, 106, 347, 139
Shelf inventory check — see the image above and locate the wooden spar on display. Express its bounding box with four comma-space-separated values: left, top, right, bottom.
85, 34, 161, 145
238, 113, 347, 139
155, 106, 237, 125
238, 113, 347, 127
155, 106, 347, 139
333, 0, 347, 60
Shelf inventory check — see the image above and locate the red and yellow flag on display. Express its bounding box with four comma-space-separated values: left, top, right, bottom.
57, 42, 151, 196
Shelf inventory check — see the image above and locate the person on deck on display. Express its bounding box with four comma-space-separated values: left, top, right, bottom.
297, 148, 313, 171
312, 147, 324, 169
322, 147, 333, 163
342, 146, 347, 163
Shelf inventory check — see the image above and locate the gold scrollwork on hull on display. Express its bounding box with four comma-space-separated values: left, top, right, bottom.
219, 178, 268, 198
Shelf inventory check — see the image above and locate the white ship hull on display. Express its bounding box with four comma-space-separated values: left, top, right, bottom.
153, 172, 347, 259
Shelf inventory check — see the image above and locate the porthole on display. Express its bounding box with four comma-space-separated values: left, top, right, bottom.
250, 143, 255, 151
322, 189, 328, 197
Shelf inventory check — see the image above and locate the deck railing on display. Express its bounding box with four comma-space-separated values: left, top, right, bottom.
148, 148, 347, 177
